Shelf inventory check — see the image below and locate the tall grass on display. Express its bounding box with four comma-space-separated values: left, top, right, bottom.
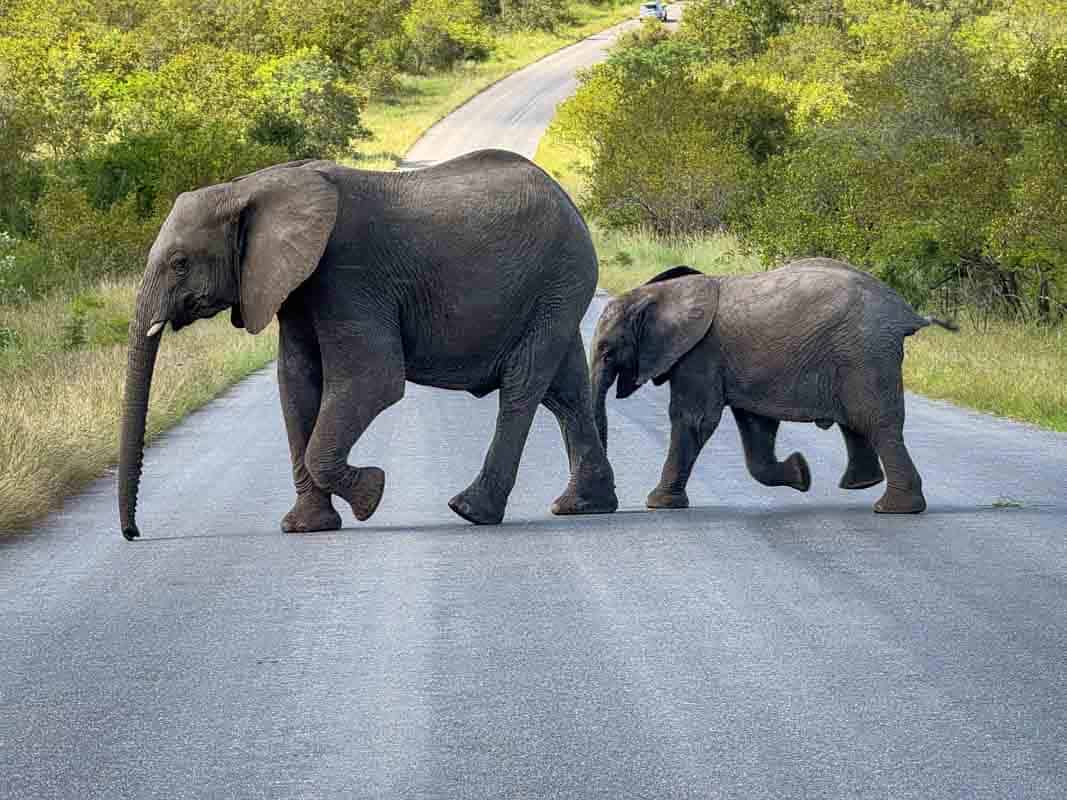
536, 130, 1067, 433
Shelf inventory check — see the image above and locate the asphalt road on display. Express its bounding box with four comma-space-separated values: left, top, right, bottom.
3, 13, 1067, 800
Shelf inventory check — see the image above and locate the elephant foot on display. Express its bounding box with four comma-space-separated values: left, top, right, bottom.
281, 492, 342, 533
552, 468, 619, 516
839, 463, 885, 490
646, 488, 690, 509
449, 483, 506, 525
785, 452, 812, 492
551, 486, 618, 516
873, 485, 926, 514
344, 467, 385, 522
840, 454, 883, 492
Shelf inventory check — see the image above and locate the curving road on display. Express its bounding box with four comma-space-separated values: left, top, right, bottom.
3, 13, 1067, 799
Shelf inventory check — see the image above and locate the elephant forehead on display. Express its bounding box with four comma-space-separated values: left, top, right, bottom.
597, 302, 628, 330
153, 188, 229, 255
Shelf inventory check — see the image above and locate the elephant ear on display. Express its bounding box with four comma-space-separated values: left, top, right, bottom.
231, 166, 338, 334
635, 276, 719, 386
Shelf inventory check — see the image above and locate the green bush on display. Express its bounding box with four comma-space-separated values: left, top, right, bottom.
250, 48, 367, 158
500, 0, 573, 32
554, 44, 790, 235
61, 291, 130, 350
402, 0, 492, 73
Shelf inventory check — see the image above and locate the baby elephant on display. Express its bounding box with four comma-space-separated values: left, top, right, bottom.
590, 259, 957, 514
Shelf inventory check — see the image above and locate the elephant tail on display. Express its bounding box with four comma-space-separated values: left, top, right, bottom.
905, 314, 960, 336
922, 316, 960, 332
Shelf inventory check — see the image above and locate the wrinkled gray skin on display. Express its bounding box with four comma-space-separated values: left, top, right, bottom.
119, 150, 618, 539
590, 260, 958, 514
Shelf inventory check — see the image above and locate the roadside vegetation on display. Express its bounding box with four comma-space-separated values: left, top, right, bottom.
0, 0, 629, 530
537, 0, 1067, 432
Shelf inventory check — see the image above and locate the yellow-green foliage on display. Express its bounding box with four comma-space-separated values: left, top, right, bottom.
552, 0, 1067, 319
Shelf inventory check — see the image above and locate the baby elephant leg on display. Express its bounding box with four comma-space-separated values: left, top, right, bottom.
732, 408, 811, 492
647, 386, 724, 509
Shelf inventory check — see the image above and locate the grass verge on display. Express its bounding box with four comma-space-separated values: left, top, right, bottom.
0, 280, 277, 530
536, 131, 1067, 432
0, 7, 635, 532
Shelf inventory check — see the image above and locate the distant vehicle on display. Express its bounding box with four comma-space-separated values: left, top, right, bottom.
638, 1, 669, 22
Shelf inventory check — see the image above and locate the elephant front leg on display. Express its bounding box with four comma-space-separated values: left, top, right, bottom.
732, 408, 811, 492
277, 315, 341, 533
303, 329, 405, 524
647, 387, 724, 509
542, 333, 618, 516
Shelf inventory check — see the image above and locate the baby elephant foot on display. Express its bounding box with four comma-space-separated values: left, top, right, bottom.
449, 483, 506, 525
646, 487, 690, 509
874, 485, 926, 514
342, 467, 385, 521
281, 492, 342, 533
785, 452, 812, 492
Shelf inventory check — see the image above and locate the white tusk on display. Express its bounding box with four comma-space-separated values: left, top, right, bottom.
146, 321, 165, 338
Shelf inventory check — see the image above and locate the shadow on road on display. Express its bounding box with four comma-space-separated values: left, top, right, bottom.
115, 501, 1067, 544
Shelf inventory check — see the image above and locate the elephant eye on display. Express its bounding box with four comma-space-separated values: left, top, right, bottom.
173, 257, 189, 277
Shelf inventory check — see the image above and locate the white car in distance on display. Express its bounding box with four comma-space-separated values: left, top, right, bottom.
638, 1, 669, 22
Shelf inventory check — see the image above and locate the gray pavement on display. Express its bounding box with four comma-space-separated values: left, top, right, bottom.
3, 9, 1067, 798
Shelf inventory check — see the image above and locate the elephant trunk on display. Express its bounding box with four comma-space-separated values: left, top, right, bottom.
118, 274, 165, 541
591, 360, 616, 454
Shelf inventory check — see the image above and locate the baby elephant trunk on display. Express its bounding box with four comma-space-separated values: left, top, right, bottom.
591, 360, 617, 453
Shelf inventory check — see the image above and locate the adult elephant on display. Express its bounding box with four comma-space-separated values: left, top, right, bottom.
118, 150, 617, 539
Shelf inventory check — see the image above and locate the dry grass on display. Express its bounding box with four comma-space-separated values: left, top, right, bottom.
536, 131, 1067, 432
0, 279, 277, 530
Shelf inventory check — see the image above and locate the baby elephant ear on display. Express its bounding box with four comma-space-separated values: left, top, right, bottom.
635, 276, 719, 386
231, 165, 338, 334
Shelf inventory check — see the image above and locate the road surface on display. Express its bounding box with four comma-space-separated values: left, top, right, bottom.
2, 12, 1066, 799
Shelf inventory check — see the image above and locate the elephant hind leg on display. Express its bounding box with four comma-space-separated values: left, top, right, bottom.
842, 359, 925, 514
838, 424, 885, 490
732, 408, 811, 492
542, 332, 618, 516
449, 309, 570, 525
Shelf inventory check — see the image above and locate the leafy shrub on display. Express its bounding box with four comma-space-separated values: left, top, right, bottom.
500, 0, 573, 33
402, 0, 492, 73
61, 291, 130, 350
554, 54, 791, 235
680, 0, 790, 62
250, 48, 367, 158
